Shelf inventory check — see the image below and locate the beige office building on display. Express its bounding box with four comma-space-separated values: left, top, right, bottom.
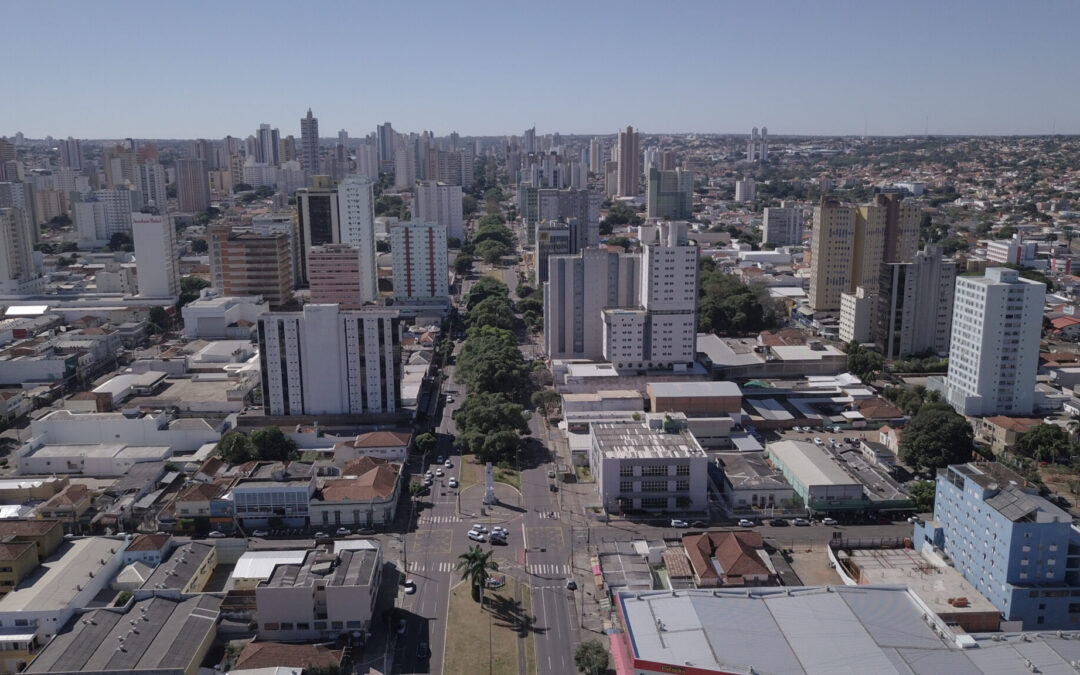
209, 224, 293, 307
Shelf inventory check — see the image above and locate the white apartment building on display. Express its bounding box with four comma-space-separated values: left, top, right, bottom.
135, 162, 168, 210
354, 145, 379, 181
182, 290, 268, 339
762, 202, 802, 247
337, 175, 378, 303
413, 181, 464, 241
734, 178, 756, 202
876, 244, 956, 359
389, 222, 448, 301
0, 207, 42, 296
939, 267, 1045, 416
132, 211, 179, 299
839, 287, 873, 344
242, 159, 278, 189
986, 234, 1039, 266
73, 189, 141, 248
616, 126, 639, 197
258, 304, 400, 416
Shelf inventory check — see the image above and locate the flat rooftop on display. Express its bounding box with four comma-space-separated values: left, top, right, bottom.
617, 586, 1080, 674
0, 537, 123, 613
591, 423, 707, 460
647, 381, 740, 398
716, 452, 790, 490
232, 550, 308, 580
261, 547, 379, 589
768, 440, 861, 488
25, 444, 171, 460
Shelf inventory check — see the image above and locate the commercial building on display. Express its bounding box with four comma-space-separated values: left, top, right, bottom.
762, 201, 802, 247
875, 244, 956, 359
310, 457, 402, 529
258, 303, 401, 416
141, 541, 217, 593
181, 290, 268, 339
255, 542, 382, 642
17, 442, 171, 477
808, 193, 920, 314
0, 208, 41, 296
915, 462, 1080, 629
588, 419, 709, 514
231, 462, 317, 529
208, 223, 294, 308
616, 126, 639, 197
647, 381, 740, 416
300, 108, 320, 176
413, 181, 464, 241
646, 168, 694, 220
766, 440, 864, 509
337, 175, 377, 303
734, 177, 755, 202
389, 222, 448, 301
72, 189, 141, 248
175, 158, 210, 213
296, 176, 339, 284
937, 267, 1044, 416
132, 211, 179, 300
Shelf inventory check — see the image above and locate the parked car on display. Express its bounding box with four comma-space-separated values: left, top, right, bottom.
314, 531, 329, 538
208, 530, 227, 538
907, 516, 921, 524
770, 518, 788, 526
793, 518, 810, 526
565, 578, 577, 590
813, 438, 823, 446
549, 483, 558, 492
403, 579, 417, 595
738, 519, 755, 527
822, 518, 839, 526
336, 527, 351, 536
252, 529, 269, 537
670, 519, 689, 528
547, 470, 556, 479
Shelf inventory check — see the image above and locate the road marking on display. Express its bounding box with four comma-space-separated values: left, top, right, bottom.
528, 564, 568, 576
418, 515, 462, 524
537, 511, 560, 519
406, 561, 458, 573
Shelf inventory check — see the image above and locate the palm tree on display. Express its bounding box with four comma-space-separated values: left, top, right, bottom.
456, 545, 498, 603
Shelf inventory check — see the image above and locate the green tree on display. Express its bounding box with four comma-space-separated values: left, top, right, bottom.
233, 183, 253, 193
452, 392, 529, 459
455, 327, 530, 396
148, 306, 171, 334
178, 275, 211, 306
465, 295, 515, 331
1015, 423, 1073, 462
531, 390, 561, 417
465, 277, 510, 310
414, 432, 437, 456
455, 545, 498, 603
190, 238, 208, 253
899, 403, 974, 472
908, 480, 936, 513
453, 254, 474, 276
251, 426, 298, 461
845, 342, 884, 383
475, 239, 509, 264
408, 480, 426, 498
376, 239, 390, 253
109, 232, 134, 252
462, 194, 479, 217
216, 431, 256, 464
574, 640, 609, 675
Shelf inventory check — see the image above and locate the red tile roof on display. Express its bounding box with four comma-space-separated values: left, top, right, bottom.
234, 643, 342, 670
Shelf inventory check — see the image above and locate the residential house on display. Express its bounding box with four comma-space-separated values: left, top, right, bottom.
682, 530, 777, 588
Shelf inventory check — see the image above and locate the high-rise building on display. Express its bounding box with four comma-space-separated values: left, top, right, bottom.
660, 150, 676, 171
875, 244, 956, 359
354, 145, 378, 180
522, 127, 537, 154
376, 122, 395, 169
208, 223, 294, 308
59, 137, 82, 169
308, 244, 365, 309
537, 188, 601, 250
73, 189, 141, 247
937, 267, 1044, 416
394, 138, 416, 189
280, 135, 297, 164
0, 182, 38, 240
300, 109, 320, 176
256, 124, 280, 166
646, 168, 694, 220
808, 193, 920, 314
102, 145, 137, 188
276, 160, 306, 196
337, 175, 377, 303
0, 207, 41, 295
534, 221, 575, 284
132, 211, 179, 299
175, 158, 210, 212
734, 177, 756, 202
390, 222, 448, 301
135, 162, 168, 211
746, 126, 768, 162
251, 213, 302, 290
588, 137, 603, 174
414, 181, 464, 241
258, 303, 401, 416
616, 126, 640, 197
762, 202, 802, 247
296, 176, 340, 285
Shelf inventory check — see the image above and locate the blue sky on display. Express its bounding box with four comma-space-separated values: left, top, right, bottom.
3, 0, 1078, 139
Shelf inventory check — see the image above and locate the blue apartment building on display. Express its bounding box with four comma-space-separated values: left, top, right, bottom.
915, 462, 1080, 629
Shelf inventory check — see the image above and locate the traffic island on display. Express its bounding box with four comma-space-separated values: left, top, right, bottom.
444, 577, 535, 674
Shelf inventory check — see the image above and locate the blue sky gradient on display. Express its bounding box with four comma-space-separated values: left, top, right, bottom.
2, 0, 1078, 138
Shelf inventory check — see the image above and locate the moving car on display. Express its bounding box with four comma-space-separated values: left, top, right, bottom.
208, 530, 227, 538
547, 470, 556, 479
738, 519, 755, 527
491, 526, 508, 537
770, 518, 788, 526
436, 456, 444, 464
252, 529, 269, 537
468, 530, 486, 543
444, 459, 453, 468
793, 518, 810, 526
822, 517, 839, 526
336, 527, 351, 536
670, 519, 689, 528
471, 524, 488, 533
314, 531, 329, 538
448, 477, 458, 488
435, 468, 444, 477
565, 578, 577, 590
403, 579, 417, 594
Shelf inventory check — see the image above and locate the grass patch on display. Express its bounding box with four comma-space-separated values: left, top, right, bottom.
300, 450, 322, 462
458, 455, 482, 489
494, 466, 520, 490
522, 584, 535, 675
575, 465, 594, 483
445, 577, 530, 675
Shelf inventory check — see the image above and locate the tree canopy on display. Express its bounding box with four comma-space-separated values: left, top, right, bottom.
574, 640, 609, 675
899, 403, 974, 472
845, 341, 884, 383
453, 254, 474, 276
251, 426, 299, 462
456, 326, 529, 395
698, 258, 779, 335
456, 545, 498, 603
452, 391, 528, 461
475, 239, 510, 264
465, 295, 515, 331
465, 277, 510, 310
1014, 423, 1073, 462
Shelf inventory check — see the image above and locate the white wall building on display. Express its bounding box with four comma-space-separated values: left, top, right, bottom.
939, 267, 1045, 416
762, 202, 802, 247
337, 175, 378, 303
839, 287, 873, 344
735, 178, 756, 202
0, 207, 42, 296
413, 181, 464, 241
181, 289, 268, 339
73, 189, 141, 247
132, 211, 179, 300
258, 304, 400, 416
135, 162, 168, 210
389, 222, 448, 301
25, 409, 220, 452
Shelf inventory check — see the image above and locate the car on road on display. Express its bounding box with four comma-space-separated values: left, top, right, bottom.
670, 519, 689, 528
336, 527, 351, 536
403, 579, 417, 594
251, 529, 269, 537
492, 526, 508, 537
738, 519, 755, 527
444, 459, 453, 468
314, 531, 328, 538
691, 520, 708, 528
565, 578, 577, 590
423, 476, 433, 486
770, 518, 788, 526
445, 395, 454, 403
448, 477, 458, 488
813, 438, 823, 445
468, 530, 486, 543
416, 642, 430, 659
793, 518, 811, 526
471, 524, 488, 533
822, 517, 839, 526
208, 530, 227, 538
549, 483, 558, 492
489, 532, 506, 545
424, 471, 433, 480
547, 470, 556, 479
435, 468, 444, 477
436, 456, 443, 464
907, 516, 921, 524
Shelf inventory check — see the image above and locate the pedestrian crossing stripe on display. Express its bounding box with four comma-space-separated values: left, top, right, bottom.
418, 515, 462, 524
527, 564, 569, 576
405, 561, 457, 573
538, 512, 560, 519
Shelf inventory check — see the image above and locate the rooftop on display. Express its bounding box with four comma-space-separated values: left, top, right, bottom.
768, 440, 861, 488
141, 542, 215, 591
591, 422, 707, 460
233, 642, 341, 671
261, 546, 379, 590
232, 550, 308, 581
647, 381, 740, 398
0, 537, 123, 613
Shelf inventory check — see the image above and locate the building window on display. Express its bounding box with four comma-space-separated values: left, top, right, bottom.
315, 621, 327, 630
641, 466, 667, 477
619, 466, 633, 477
281, 623, 293, 630
297, 623, 310, 630
675, 464, 690, 476
264, 623, 279, 631
619, 481, 633, 492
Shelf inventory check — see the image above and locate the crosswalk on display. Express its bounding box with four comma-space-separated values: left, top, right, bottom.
406, 560, 458, 573
537, 511, 560, 519
527, 563, 569, 576
417, 515, 463, 524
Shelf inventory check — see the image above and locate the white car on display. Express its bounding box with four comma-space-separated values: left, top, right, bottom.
468, 531, 486, 543
813, 438, 823, 445
403, 579, 417, 595
670, 519, 688, 528
822, 518, 839, 526
208, 530, 227, 538
491, 526, 508, 537
252, 529, 269, 537
424, 471, 434, 480
448, 477, 458, 488
335, 527, 351, 536
435, 468, 444, 477
738, 519, 755, 527
444, 460, 453, 468
471, 524, 488, 534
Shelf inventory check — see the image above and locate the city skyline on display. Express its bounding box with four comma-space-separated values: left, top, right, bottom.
3, 0, 1080, 138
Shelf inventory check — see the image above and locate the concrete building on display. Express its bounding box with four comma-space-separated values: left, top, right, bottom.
537, 188, 601, 250
132, 211, 179, 300
300, 108, 320, 176
766, 440, 864, 509
988, 234, 1039, 266
646, 168, 694, 220
72, 189, 140, 248
915, 462, 1080, 629
876, 244, 956, 359
175, 158, 210, 213
839, 286, 874, 344
762, 201, 802, 247
59, 137, 82, 170
208, 223, 293, 308
734, 177, 756, 202
413, 181, 463, 241
256, 542, 381, 642
296, 177, 339, 284
938, 267, 1044, 416
181, 290, 268, 339
337, 175, 377, 303
808, 193, 920, 314
135, 161, 168, 210
0, 208, 41, 296
534, 221, 573, 284
647, 381, 741, 416
588, 419, 709, 514
311, 457, 402, 529
308, 244, 366, 310
616, 126, 639, 197
258, 304, 401, 416
390, 222, 448, 301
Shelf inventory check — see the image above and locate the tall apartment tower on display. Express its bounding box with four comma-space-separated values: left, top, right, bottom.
132, 211, 179, 299
296, 176, 340, 284
938, 267, 1044, 416
308, 244, 365, 310
337, 175, 378, 303
808, 193, 920, 314
414, 181, 464, 241
255, 124, 280, 166
616, 126, 640, 197
746, 126, 768, 162
762, 202, 803, 247
136, 162, 168, 210
72, 188, 141, 247
103, 145, 137, 188
390, 222, 449, 301
734, 177, 756, 202
522, 127, 537, 154
646, 168, 694, 220
394, 138, 417, 189
59, 137, 82, 169
175, 158, 210, 212
258, 303, 401, 416
208, 223, 294, 307
355, 145, 379, 180
376, 122, 395, 169
0, 207, 41, 295
300, 108, 320, 176
589, 138, 603, 173
875, 244, 956, 359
